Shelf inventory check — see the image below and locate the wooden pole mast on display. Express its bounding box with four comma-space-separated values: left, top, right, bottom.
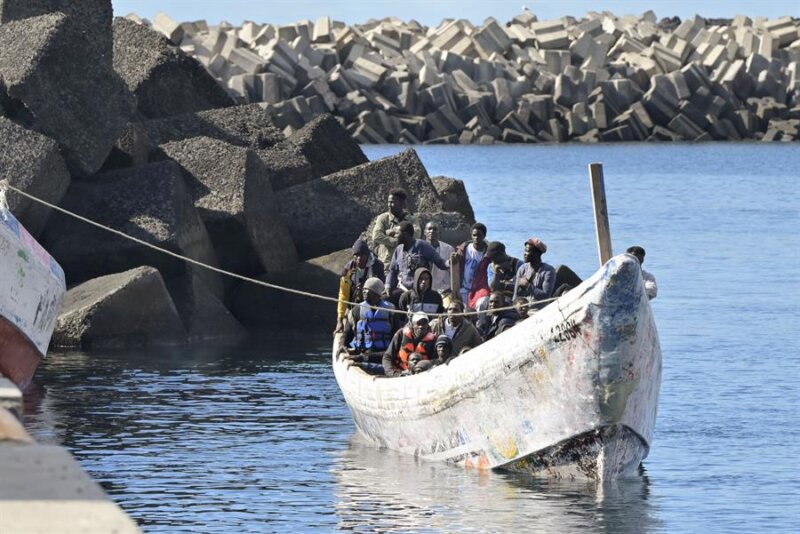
589, 163, 612, 266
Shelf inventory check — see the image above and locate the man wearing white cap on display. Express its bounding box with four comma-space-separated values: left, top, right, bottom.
382, 311, 437, 377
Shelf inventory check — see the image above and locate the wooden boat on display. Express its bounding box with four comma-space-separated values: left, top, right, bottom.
0, 207, 65, 389
332, 253, 662, 481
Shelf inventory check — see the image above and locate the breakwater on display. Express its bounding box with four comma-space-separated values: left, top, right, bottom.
142, 11, 800, 143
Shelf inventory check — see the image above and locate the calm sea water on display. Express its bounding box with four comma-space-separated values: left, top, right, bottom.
25, 143, 800, 532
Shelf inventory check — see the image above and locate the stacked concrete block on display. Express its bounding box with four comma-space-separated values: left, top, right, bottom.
112, 18, 235, 119
41, 161, 224, 300
129, 11, 800, 143
142, 103, 284, 150
275, 148, 444, 259
52, 267, 187, 349
0, 13, 136, 175
0, 118, 70, 237
157, 137, 299, 277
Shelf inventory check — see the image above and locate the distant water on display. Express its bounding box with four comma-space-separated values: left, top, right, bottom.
25, 143, 800, 532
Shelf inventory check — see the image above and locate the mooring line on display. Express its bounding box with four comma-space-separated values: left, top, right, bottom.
0, 181, 557, 318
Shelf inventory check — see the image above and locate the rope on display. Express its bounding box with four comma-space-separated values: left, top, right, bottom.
0, 181, 557, 319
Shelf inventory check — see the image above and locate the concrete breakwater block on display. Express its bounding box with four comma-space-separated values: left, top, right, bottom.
113, 18, 235, 119
142, 103, 284, 150
276, 148, 444, 260
0, 0, 114, 67
231, 248, 351, 330
41, 161, 223, 300
157, 136, 298, 275
430, 176, 476, 223
0, 13, 135, 175
277, 114, 368, 178
165, 273, 248, 342
148, 11, 800, 143
52, 266, 186, 349
0, 117, 70, 238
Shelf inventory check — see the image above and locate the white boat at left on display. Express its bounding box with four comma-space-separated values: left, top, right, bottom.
0, 205, 65, 389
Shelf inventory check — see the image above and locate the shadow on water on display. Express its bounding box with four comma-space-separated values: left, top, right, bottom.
333, 434, 664, 533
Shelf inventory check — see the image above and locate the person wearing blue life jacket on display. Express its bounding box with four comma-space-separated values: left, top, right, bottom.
342, 277, 398, 374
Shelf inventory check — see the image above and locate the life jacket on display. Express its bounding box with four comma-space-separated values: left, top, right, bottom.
396, 326, 436, 370
350, 301, 393, 351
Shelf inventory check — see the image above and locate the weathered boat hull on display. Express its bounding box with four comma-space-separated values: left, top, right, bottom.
0, 208, 65, 389
332, 254, 662, 481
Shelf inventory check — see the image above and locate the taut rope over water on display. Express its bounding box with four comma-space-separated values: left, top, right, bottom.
0, 181, 557, 318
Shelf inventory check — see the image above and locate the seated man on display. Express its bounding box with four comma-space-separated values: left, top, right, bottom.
409, 351, 434, 374
383, 312, 436, 377
342, 277, 396, 374
386, 221, 449, 305
430, 299, 483, 356
479, 291, 521, 341
397, 267, 445, 316
513, 237, 556, 309
434, 335, 454, 365
627, 246, 657, 300
486, 241, 522, 301
513, 297, 531, 320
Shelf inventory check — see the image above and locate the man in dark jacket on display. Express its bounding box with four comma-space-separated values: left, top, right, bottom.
512, 237, 556, 309
479, 291, 520, 341
429, 299, 483, 356
486, 241, 522, 300
386, 222, 449, 304
397, 267, 445, 317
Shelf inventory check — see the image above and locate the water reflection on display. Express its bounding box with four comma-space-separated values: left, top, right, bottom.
334, 435, 664, 533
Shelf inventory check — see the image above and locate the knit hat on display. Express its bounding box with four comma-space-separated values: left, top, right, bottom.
525, 237, 547, 254
363, 277, 384, 295
485, 241, 507, 260
411, 311, 429, 324
435, 335, 453, 348
351, 238, 370, 256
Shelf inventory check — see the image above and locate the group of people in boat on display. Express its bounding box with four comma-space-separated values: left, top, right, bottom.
334, 188, 657, 377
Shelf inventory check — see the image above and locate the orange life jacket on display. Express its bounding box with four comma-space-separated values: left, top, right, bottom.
396, 327, 436, 370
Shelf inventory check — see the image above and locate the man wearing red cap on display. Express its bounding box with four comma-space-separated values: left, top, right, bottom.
513, 238, 556, 307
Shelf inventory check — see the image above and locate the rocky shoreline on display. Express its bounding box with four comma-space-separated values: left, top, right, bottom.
0, 2, 473, 349
139, 11, 800, 143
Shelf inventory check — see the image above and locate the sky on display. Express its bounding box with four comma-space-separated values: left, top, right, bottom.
112, 1, 799, 27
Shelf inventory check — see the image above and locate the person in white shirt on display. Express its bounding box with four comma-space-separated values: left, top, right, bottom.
424, 221, 454, 296
627, 246, 657, 300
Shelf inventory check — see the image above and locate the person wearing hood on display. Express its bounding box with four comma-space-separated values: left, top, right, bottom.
386, 221, 449, 304
335, 238, 385, 333
478, 291, 521, 341
397, 267, 445, 317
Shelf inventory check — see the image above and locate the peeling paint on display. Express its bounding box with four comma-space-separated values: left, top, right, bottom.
333, 254, 662, 481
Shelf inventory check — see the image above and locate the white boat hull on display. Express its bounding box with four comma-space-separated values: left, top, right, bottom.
333, 254, 662, 480
0, 208, 65, 388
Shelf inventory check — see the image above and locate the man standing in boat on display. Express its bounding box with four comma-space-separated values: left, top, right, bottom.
423, 221, 454, 298
372, 189, 420, 272
382, 311, 436, 377
386, 222, 449, 305
451, 223, 491, 311
627, 246, 658, 300
512, 237, 556, 309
